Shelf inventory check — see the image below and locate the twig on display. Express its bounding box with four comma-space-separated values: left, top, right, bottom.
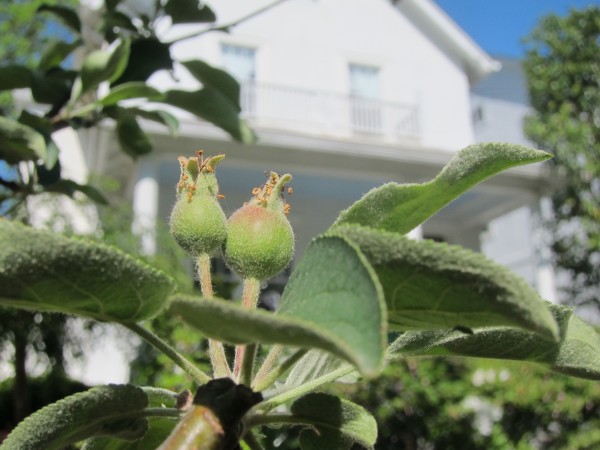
123, 322, 211, 384
165, 0, 291, 44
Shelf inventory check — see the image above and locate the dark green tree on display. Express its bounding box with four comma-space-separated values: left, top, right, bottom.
523, 6, 600, 309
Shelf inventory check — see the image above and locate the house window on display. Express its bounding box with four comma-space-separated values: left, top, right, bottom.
221, 44, 256, 114
221, 44, 256, 81
348, 63, 382, 134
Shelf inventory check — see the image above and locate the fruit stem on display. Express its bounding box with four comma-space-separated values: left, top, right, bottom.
197, 254, 214, 298
197, 254, 231, 379
234, 278, 262, 383
241, 277, 262, 309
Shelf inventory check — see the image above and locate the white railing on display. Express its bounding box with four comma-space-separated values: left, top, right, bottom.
240, 82, 419, 142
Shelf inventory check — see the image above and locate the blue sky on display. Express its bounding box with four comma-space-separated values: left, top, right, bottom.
434, 0, 599, 58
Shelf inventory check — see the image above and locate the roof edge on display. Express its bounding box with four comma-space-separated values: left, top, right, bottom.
396, 0, 501, 83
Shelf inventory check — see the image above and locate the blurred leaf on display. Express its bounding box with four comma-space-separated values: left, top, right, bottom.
37, 159, 62, 186
291, 393, 377, 450
330, 225, 559, 340
164, 88, 255, 143
0, 220, 175, 322
17, 110, 58, 170
0, 65, 32, 91
113, 38, 172, 85
115, 108, 153, 158
30, 69, 73, 104
98, 82, 164, 106
0, 385, 149, 450
181, 60, 240, 110
81, 38, 130, 93
388, 303, 600, 380
0, 116, 46, 164
334, 143, 552, 234
164, 0, 216, 24
129, 108, 179, 136
37, 3, 82, 33
44, 178, 109, 205
38, 39, 81, 71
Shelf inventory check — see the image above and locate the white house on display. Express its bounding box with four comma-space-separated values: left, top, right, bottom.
70, 0, 552, 287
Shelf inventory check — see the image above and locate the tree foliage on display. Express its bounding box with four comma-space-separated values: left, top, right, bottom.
523, 6, 600, 308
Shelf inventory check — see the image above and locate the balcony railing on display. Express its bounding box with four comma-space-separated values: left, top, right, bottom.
239, 82, 419, 142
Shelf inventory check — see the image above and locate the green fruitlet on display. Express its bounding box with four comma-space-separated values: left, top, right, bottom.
169, 151, 227, 257
224, 172, 294, 281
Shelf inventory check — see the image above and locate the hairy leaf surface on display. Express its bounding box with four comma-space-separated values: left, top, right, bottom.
0, 385, 148, 450
0, 220, 174, 322
82, 418, 178, 450
291, 393, 377, 450
331, 225, 559, 340
334, 143, 551, 233
388, 304, 600, 380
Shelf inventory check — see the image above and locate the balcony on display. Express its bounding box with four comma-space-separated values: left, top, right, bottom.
239, 82, 419, 143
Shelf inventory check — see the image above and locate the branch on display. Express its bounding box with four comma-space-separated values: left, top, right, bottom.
165, 0, 290, 44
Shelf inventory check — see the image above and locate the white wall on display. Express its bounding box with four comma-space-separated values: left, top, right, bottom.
153, 0, 475, 151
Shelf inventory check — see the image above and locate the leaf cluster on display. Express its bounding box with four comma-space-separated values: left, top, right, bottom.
2, 143, 600, 449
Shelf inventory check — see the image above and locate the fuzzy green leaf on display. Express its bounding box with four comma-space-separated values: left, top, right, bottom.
330, 225, 558, 339
291, 393, 377, 450
278, 236, 387, 375
0, 385, 149, 450
99, 82, 164, 106
334, 143, 551, 233
388, 304, 600, 380
171, 237, 386, 377
164, 88, 255, 143
0, 116, 47, 164
82, 418, 178, 450
0, 220, 174, 322
81, 39, 130, 93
